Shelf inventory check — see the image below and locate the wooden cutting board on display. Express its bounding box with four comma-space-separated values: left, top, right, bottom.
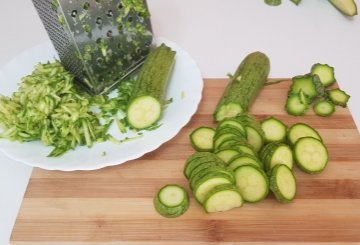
11, 79, 360, 244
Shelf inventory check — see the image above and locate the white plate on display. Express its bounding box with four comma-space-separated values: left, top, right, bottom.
0, 38, 203, 171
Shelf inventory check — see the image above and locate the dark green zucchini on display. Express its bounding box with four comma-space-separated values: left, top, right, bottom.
214, 52, 270, 122
127, 44, 176, 129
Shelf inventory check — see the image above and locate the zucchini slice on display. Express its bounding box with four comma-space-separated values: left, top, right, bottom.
215, 149, 241, 163
261, 117, 288, 143
193, 172, 235, 204
270, 164, 297, 203
228, 153, 263, 170
328, 88, 350, 107
127, 96, 162, 129
158, 184, 187, 207
203, 184, 243, 213
294, 137, 329, 174
190, 166, 234, 190
328, 0, 358, 16
245, 125, 264, 152
313, 99, 335, 117
311, 63, 336, 87
183, 152, 217, 179
261, 142, 294, 170
190, 127, 216, 152
285, 93, 309, 116
154, 184, 189, 218
188, 159, 225, 181
234, 165, 269, 203
287, 122, 322, 145
218, 119, 246, 135
290, 75, 318, 100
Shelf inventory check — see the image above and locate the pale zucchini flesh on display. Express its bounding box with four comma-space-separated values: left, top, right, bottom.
287, 122, 322, 145
285, 93, 308, 116
234, 165, 269, 203
127, 95, 161, 129
313, 100, 335, 117
261, 117, 288, 143
294, 137, 329, 174
328, 88, 350, 107
311, 63, 336, 87
270, 164, 296, 203
204, 184, 243, 213
158, 184, 187, 207
328, 0, 358, 16
190, 127, 216, 152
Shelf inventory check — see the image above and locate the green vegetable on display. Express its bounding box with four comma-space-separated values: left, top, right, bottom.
261, 117, 288, 143
260, 142, 294, 170
270, 164, 297, 203
127, 43, 176, 129
214, 52, 270, 122
215, 149, 241, 163
203, 184, 243, 213
313, 99, 336, 117
328, 0, 358, 16
234, 164, 269, 203
265, 0, 282, 6
154, 184, 189, 218
290, 75, 318, 100
311, 63, 336, 87
228, 153, 263, 170
327, 88, 350, 107
294, 137, 329, 174
0, 62, 112, 157
285, 93, 309, 116
193, 171, 235, 204
183, 152, 218, 179
287, 122, 322, 145
190, 127, 216, 152
290, 0, 301, 5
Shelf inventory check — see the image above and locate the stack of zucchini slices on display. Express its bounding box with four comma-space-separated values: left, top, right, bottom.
183, 114, 329, 214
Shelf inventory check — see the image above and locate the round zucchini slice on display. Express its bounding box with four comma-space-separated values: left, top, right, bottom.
203, 184, 243, 213
270, 164, 297, 203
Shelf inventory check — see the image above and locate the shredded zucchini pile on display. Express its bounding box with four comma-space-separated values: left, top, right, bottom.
0, 61, 134, 157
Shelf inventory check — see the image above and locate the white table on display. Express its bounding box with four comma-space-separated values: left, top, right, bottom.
1, 0, 359, 244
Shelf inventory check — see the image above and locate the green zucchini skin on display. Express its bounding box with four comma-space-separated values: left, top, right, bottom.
127, 43, 176, 129
154, 184, 189, 218
328, 0, 358, 16
214, 52, 270, 122
270, 164, 297, 203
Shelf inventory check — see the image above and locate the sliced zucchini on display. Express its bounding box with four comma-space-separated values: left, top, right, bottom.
188, 159, 225, 181
154, 184, 189, 218
328, 88, 350, 107
203, 184, 243, 213
215, 149, 241, 163
287, 122, 322, 145
328, 0, 358, 16
220, 143, 257, 157
311, 63, 336, 87
218, 119, 246, 135
285, 93, 309, 116
294, 137, 329, 174
261, 117, 288, 143
127, 96, 161, 129
183, 152, 218, 179
290, 75, 318, 99
245, 125, 264, 152
228, 153, 263, 170
313, 99, 335, 117
234, 165, 269, 203
193, 172, 235, 204
290, 0, 301, 5
217, 138, 246, 150
270, 164, 296, 203
261, 142, 293, 170
158, 184, 187, 207
190, 127, 216, 152
190, 166, 234, 190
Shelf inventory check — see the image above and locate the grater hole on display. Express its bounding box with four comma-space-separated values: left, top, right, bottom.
95, 0, 101, 2
128, 16, 133, 22
117, 3, 123, 9
97, 57, 104, 65
71, 10, 77, 18
107, 10, 113, 17
96, 17, 102, 25
107, 30, 113, 38
83, 2, 90, 10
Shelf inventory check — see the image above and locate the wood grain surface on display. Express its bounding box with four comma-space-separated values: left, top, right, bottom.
10, 79, 360, 244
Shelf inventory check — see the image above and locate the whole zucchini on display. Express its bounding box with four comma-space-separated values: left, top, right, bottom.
127, 43, 176, 129
214, 52, 270, 122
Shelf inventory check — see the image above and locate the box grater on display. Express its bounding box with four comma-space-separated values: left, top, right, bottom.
32, 0, 153, 94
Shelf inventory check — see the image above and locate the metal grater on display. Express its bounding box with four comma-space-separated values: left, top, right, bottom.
32, 0, 153, 94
